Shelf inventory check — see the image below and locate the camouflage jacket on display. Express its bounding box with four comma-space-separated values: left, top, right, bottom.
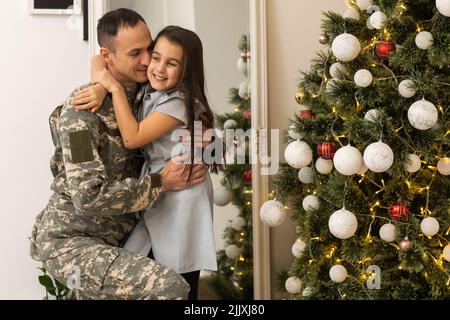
30, 84, 163, 261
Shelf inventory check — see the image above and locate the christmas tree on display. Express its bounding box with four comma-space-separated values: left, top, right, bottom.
261, 0, 450, 299
207, 35, 253, 300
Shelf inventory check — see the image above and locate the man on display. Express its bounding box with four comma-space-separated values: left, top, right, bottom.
30, 8, 204, 300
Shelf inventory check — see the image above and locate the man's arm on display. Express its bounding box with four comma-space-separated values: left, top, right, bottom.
59, 103, 162, 216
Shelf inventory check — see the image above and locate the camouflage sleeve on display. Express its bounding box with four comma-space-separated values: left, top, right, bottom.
59, 101, 163, 217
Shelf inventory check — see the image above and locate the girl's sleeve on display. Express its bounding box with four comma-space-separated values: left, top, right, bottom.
153, 97, 189, 128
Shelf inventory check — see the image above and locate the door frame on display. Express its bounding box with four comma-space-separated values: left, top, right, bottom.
250, 0, 270, 300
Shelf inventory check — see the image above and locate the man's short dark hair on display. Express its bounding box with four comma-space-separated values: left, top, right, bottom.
97, 8, 146, 51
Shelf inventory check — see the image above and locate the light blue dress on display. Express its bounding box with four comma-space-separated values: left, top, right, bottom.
123, 86, 217, 273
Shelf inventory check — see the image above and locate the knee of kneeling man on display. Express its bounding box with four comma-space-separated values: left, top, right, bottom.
146, 271, 190, 300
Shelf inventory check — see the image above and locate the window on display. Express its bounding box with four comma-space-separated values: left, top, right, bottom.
28, 0, 81, 15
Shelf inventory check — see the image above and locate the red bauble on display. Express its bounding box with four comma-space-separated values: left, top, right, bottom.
243, 170, 252, 182
299, 110, 316, 119
376, 41, 396, 60
389, 203, 409, 221
317, 142, 338, 159
243, 111, 251, 121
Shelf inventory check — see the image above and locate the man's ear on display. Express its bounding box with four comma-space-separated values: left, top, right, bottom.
100, 47, 113, 64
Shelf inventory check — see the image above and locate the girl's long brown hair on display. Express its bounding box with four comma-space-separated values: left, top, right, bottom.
151, 26, 218, 177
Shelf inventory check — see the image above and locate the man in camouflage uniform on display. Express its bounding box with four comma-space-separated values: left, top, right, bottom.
30, 8, 205, 300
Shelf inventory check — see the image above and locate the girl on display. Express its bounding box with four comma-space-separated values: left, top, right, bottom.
73, 26, 218, 300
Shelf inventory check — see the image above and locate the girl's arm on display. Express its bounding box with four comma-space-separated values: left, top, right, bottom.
71, 55, 108, 112
89, 69, 182, 149
90, 55, 107, 81
110, 86, 182, 149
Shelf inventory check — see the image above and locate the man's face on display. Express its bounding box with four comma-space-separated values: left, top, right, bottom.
107, 21, 152, 87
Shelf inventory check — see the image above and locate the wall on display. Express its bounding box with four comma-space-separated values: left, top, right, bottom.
266, 0, 345, 299
0, 2, 89, 299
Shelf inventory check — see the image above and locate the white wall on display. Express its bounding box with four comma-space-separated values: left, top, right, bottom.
267, 0, 345, 299
0, 2, 89, 299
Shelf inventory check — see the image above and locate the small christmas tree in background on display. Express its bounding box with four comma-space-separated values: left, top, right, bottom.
260, 0, 449, 299
207, 35, 253, 300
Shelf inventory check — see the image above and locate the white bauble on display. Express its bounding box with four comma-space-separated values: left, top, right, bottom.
330, 62, 347, 79
213, 185, 232, 206
421, 217, 440, 237
231, 216, 246, 231
366, 17, 375, 30
298, 167, 315, 184
356, 0, 373, 10
379, 223, 396, 242
364, 109, 381, 123
408, 99, 438, 130
398, 79, 417, 98
436, 0, 450, 17
326, 79, 339, 93
284, 140, 313, 169
329, 265, 348, 283
354, 69, 373, 87
332, 33, 361, 62
225, 244, 241, 259
224, 119, 238, 129
328, 208, 358, 239
260, 200, 287, 227
415, 31, 433, 50
443, 244, 450, 262
343, 8, 360, 20
238, 81, 250, 99
302, 195, 320, 212
237, 57, 248, 75
363, 141, 394, 173
406, 154, 421, 173
370, 11, 387, 29
358, 162, 369, 175
333, 144, 364, 176
292, 238, 307, 258
316, 158, 334, 174
288, 125, 304, 140
437, 158, 450, 175
285, 276, 303, 294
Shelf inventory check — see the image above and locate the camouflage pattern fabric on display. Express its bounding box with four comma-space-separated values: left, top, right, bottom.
44, 241, 189, 300
30, 84, 189, 299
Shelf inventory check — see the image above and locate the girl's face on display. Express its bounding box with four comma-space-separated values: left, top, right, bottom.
148, 36, 184, 91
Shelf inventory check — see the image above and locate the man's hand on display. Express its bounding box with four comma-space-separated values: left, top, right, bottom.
160, 154, 205, 191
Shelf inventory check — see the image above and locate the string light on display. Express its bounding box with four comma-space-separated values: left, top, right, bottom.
326, 247, 336, 259
355, 98, 362, 113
